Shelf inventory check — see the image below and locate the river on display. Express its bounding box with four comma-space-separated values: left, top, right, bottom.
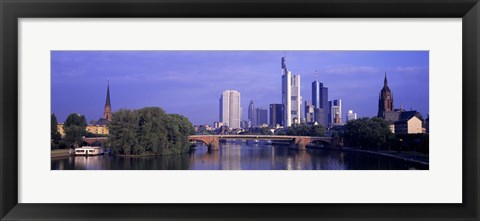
51, 142, 428, 170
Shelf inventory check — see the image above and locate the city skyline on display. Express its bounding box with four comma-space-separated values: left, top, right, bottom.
51, 51, 429, 125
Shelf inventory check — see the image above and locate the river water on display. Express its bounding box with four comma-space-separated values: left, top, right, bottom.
51, 142, 428, 170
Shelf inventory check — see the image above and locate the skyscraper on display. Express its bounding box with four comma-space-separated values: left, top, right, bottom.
281, 56, 301, 127
269, 104, 284, 128
312, 79, 328, 126
314, 108, 327, 127
346, 110, 357, 122
103, 82, 112, 121
329, 99, 342, 125
255, 108, 268, 126
248, 100, 255, 127
304, 101, 314, 124
378, 73, 394, 118
219, 90, 241, 129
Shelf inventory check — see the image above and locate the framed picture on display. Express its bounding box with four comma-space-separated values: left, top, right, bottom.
1, 0, 479, 220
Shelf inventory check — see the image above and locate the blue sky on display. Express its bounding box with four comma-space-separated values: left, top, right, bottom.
51, 51, 429, 125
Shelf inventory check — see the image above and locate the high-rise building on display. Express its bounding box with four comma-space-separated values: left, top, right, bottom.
314, 108, 327, 127
312, 78, 328, 126
219, 90, 241, 129
281, 56, 301, 127
213, 121, 224, 129
304, 101, 314, 124
103, 82, 112, 121
255, 107, 268, 126
269, 104, 284, 128
346, 110, 357, 122
240, 120, 251, 129
248, 100, 255, 126
378, 73, 394, 118
329, 99, 342, 125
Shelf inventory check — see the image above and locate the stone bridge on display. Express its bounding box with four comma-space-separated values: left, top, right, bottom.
188, 135, 336, 151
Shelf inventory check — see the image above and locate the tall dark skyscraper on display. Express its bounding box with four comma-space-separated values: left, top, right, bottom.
103, 82, 112, 121
312, 78, 328, 126
248, 100, 255, 126
378, 73, 394, 118
255, 108, 268, 126
269, 104, 284, 127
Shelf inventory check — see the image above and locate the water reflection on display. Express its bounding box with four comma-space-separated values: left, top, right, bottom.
51, 143, 428, 170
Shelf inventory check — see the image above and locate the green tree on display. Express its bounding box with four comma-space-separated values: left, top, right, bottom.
108, 107, 195, 156
63, 113, 87, 148
286, 124, 325, 136
344, 117, 393, 149
108, 109, 139, 155
51, 114, 62, 149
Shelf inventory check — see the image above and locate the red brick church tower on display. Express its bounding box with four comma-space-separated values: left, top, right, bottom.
103, 82, 112, 121
378, 73, 394, 118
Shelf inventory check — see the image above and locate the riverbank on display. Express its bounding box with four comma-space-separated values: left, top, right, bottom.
345, 148, 428, 165
51, 149, 72, 158
307, 145, 429, 165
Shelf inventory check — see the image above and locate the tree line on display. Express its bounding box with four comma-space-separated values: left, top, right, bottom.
107, 107, 195, 156
51, 113, 88, 149
343, 117, 429, 153
51, 107, 195, 156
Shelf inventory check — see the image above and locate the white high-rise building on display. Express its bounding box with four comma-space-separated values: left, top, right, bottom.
219, 90, 241, 129
346, 110, 357, 122
281, 56, 302, 127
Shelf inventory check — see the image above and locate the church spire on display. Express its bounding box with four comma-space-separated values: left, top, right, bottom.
103, 81, 112, 121
105, 81, 111, 107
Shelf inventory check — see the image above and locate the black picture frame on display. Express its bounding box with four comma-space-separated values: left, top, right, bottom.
1, 0, 479, 220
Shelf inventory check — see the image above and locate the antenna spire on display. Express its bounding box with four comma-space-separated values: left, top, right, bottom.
384, 72, 388, 86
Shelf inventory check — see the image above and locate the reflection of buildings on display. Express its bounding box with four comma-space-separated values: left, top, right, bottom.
377, 74, 426, 134
219, 90, 241, 129
74, 156, 105, 170
281, 56, 301, 127
219, 144, 241, 170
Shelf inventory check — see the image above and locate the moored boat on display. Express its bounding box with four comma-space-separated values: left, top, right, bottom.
75, 146, 104, 156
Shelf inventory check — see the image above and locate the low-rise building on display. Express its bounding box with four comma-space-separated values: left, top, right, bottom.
384, 110, 425, 134
86, 125, 109, 135
395, 116, 424, 134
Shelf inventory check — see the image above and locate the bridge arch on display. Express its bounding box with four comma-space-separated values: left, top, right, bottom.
188, 136, 220, 151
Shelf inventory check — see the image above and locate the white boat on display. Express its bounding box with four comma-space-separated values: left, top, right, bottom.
75, 146, 104, 156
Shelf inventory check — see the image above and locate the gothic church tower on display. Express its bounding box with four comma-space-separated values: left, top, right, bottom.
378, 73, 394, 118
